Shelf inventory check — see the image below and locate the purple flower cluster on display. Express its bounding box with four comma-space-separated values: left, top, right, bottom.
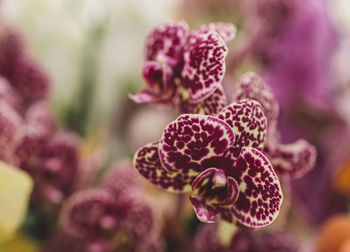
232, 72, 317, 180
60, 161, 163, 252
9, 102, 80, 208
132, 22, 317, 226
193, 222, 300, 252
134, 98, 284, 226
0, 28, 49, 105
245, 0, 337, 108
0, 27, 80, 209
130, 20, 236, 115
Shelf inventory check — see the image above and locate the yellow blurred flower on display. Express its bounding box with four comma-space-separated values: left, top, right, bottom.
0, 162, 33, 243
0, 233, 39, 252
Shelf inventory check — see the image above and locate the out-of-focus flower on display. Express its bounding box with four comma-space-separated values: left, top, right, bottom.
130, 20, 236, 115
0, 76, 22, 112
60, 188, 121, 247
134, 99, 283, 226
101, 160, 142, 196
334, 159, 350, 196
12, 119, 80, 207
194, 222, 300, 252
329, 129, 350, 196
42, 231, 87, 252
25, 101, 56, 134
0, 28, 24, 77
0, 99, 22, 161
232, 72, 317, 180
39, 131, 80, 205
0, 161, 33, 243
0, 27, 49, 104
11, 55, 49, 103
0, 233, 39, 252
60, 160, 163, 252
246, 0, 337, 109
318, 215, 350, 252
289, 125, 349, 225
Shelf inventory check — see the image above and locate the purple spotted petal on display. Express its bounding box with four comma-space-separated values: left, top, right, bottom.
159, 114, 234, 173
145, 20, 189, 61
0, 100, 22, 161
182, 30, 228, 102
233, 72, 279, 124
60, 188, 119, 240
180, 83, 227, 115
196, 22, 237, 43
189, 196, 218, 223
101, 160, 142, 195
217, 99, 267, 149
192, 168, 239, 206
268, 139, 317, 180
230, 147, 283, 227
134, 141, 195, 192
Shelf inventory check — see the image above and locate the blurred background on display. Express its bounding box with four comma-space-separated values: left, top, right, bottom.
0, 0, 350, 251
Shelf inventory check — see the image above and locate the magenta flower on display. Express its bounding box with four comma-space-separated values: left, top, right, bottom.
0, 99, 22, 161
130, 20, 236, 115
134, 99, 283, 226
60, 188, 121, 244
194, 222, 300, 252
25, 102, 57, 134
232, 72, 317, 179
60, 161, 162, 252
0, 76, 23, 112
101, 160, 142, 196
246, 0, 337, 108
0, 28, 49, 104
12, 122, 80, 206
11, 55, 50, 103
40, 131, 80, 203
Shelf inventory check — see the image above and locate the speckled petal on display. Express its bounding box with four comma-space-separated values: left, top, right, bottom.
268, 139, 317, 179
134, 141, 194, 192
182, 30, 228, 102
233, 72, 279, 123
217, 99, 267, 149
189, 196, 218, 223
180, 84, 227, 115
230, 147, 283, 227
101, 160, 142, 195
196, 22, 237, 43
145, 20, 189, 61
60, 188, 119, 240
159, 114, 235, 174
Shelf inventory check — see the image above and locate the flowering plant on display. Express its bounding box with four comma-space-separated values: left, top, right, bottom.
130, 20, 236, 115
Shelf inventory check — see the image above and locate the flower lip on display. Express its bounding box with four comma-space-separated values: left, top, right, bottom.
192, 167, 240, 207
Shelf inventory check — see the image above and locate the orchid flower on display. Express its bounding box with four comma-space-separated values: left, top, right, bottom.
232, 72, 317, 179
130, 20, 236, 115
134, 99, 283, 227
60, 161, 162, 252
